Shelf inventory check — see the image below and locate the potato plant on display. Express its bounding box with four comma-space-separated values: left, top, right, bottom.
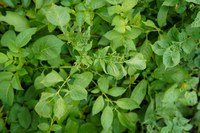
0, 0, 199, 133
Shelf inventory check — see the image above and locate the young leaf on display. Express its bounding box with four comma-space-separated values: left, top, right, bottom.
92, 96, 105, 115
184, 91, 198, 106
163, 45, 180, 68
112, 15, 126, 33
101, 106, 113, 130
0, 81, 14, 106
0, 52, 8, 63
17, 107, 31, 129
97, 76, 109, 93
69, 84, 88, 101
32, 35, 64, 60
157, 6, 169, 27
16, 28, 37, 48
163, 0, 179, 6
107, 87, 126, 97
115, 98, 139, 110
41, 70, 64, 87
0, 11, 29, 31
117, 112, 138, 130
54, 97, 67, 120
131, 79, 148, 105
45, 4, 70, 26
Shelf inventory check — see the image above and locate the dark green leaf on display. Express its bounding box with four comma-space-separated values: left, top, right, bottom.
0, 81, 14, 106
157, 6, 169, 27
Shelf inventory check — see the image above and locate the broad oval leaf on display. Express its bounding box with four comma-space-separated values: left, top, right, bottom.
157, 6, 169, 27
0, 81, 14, 106
0, 11, 29, 31
101, 106, 113, 130
41, 70, 64, 87
92, 96, 105, 115
131, 80, 148, 105
34, 100, 53, 118
115, 98, 139, 110
117, 112, 138, 130
191, 11, 200, 27
46, 4, 70, 26
17, 107, 31, 129
107, 87, 126, 97
16, 28, 37, 48
11, 73, 23, 90
32, 35, 64, 60
121, 0, 138, 12
163, 45, 180, 68
54, 97, 67, 120
125, 53, 146, 70
0, 52, 8, 63
152, 40, 170, 56
97, 76, 109, 93
72, 72, 93, 88
69, 84, 88, 101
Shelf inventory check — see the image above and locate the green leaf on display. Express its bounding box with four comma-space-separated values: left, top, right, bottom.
182, 38, 197, 54
0, 52, 8, 63
41, 70, 64, 87
45, 4, 70, 26
125, 53, 146, 70
186, 0, 200, 4
104, 30, 123, 40
79, 123, 97, 133
191, 11, 200, 27
115, 98, 139, 110
152, 41, 170, 56
50, 124, 62, 131
92, 96, 104, 115
89, 0, 106, 10
107, 5, 122, 16
32, 35, 64, 60
157, 6, 169, 27
34, 74, 45, 90
97, 76, 109, 93
0, 11, 29, 32
69, 84, 88, 100
163, 45, 180, 68
16, 28, 37, 48
1, 0, 17, 7
101, 106, 113, 130
54, 97, 67, 120
21, 0, 31, 7
112, 15, 126, 33
11, 73, 23, 90
1, 30, 18, 52
121, 0, 138, 12
117, 112, 138, 130
0, 81, 14, 106
34, 100, 53, 118
17, 107, 31, 129
142, 20, 157, 29
106, 0, 123, 5
163, 0, 179, 6
65, 118, 79, 133
107, 87, 126, 97
38, 123, 49, 131
131, 80, 148, 105
107, 63, 121, 77
184, 91, 198, 106
0, 72, 13, 82
72, 72, 93, 88
140, 40, 153, 62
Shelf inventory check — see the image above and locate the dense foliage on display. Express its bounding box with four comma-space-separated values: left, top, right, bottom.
0, 0, 200, 132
